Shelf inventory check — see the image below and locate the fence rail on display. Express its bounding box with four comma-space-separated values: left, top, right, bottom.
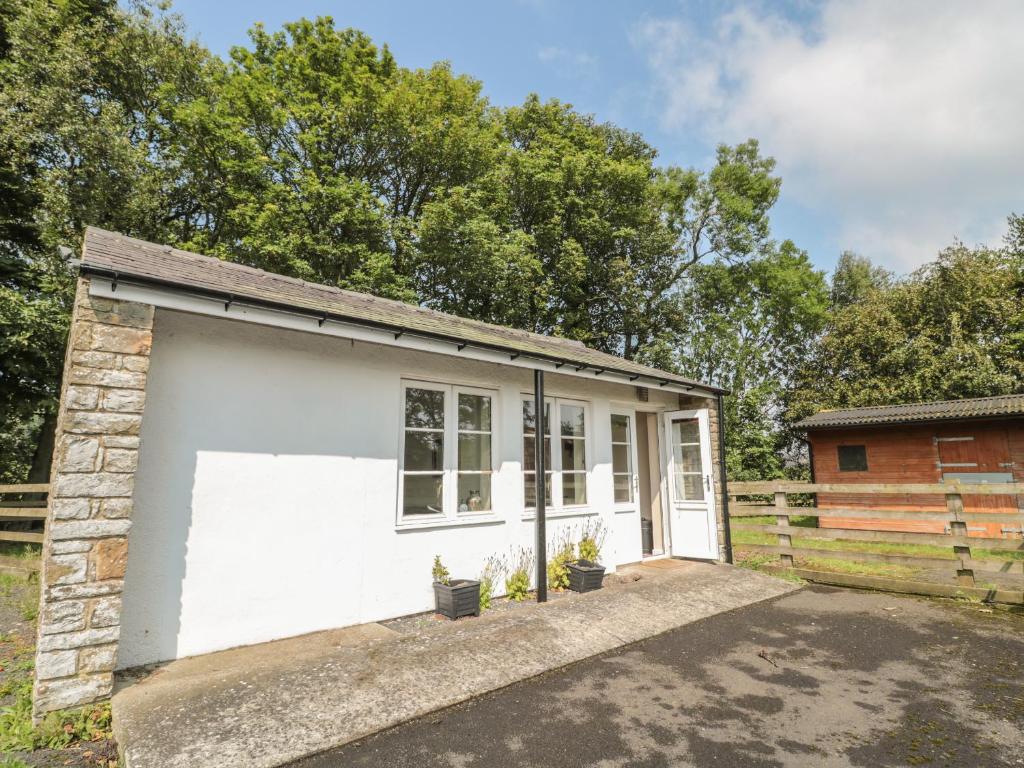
0, 483, 48, 575
729, 480, 1024, 605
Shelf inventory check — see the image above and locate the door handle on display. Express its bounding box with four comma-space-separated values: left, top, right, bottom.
704, 475, 711, 491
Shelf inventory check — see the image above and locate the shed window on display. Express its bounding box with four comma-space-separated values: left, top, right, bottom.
837, 445, 868, 472
399, 381, 495, 522
523, 397, 589, 510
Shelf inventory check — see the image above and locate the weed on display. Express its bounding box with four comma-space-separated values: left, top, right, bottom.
0, 757, 31, 768
577, 519, 606, 563
478, 555, 505, 611
505, 547, 533, 601
431, 555, 450, 586
546, 532, 575, 591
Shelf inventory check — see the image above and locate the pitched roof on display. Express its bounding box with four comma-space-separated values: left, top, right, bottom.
79, 227, 722, 393
796, 394, 1024, 430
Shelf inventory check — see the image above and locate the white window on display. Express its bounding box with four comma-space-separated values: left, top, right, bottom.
522, 397, 589, 511
610, 413, 633, 503
399, 381, 495, 523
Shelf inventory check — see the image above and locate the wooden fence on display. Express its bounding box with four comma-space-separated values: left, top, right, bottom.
729, 480, 1024, 605
0, 482, 48, 576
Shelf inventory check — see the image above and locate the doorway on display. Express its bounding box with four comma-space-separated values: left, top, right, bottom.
635, 412, 666, 557
663, 409, 718, 559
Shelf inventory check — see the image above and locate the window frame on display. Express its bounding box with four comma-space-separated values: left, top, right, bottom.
522, 394, 594, 518
397, 380, 499, 528
837, 444, 868, 473
609, 409, 637, 509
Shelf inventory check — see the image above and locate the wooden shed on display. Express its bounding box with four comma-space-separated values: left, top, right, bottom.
796, 394, 1024, 538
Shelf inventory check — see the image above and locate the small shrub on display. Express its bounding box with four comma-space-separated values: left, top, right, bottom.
547, 536, 575, 591
478, 555, 505, 611
578, 520, 607, 563
505, 547, 533, 601
431, 555, 450, 586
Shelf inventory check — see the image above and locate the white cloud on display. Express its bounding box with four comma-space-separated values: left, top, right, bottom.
634, 1, 1024, 269
537, 46, 599, 80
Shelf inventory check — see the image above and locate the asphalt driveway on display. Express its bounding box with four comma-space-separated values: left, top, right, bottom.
292, 586, 1024, 768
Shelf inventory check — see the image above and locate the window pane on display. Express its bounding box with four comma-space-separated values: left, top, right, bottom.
405, 388, 445, 429
404, 431, 444, 471
458, 433, 491, 471
457, 473, 491, 512
610, 414, 630, 443
560, 404, 585, 437
673, 443, 702, 473
403, 474, 444, 515
838, 445, 868, 472
524, 472, 553, 508
562, 472, 587, 505
613, 473, 632, 503
561, 438, 586, 471
612, 444, 630, 474
674, 472, 704, 501
522, 399, 550, 435
672, 418, 699, 444
458, 393, 491, 431
523, 436, 552, 472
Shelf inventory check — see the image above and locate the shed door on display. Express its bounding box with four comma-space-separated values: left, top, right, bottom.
663, 409, 718, 559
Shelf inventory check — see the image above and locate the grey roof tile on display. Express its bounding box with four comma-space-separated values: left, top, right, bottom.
796, 394, 1024, 429
80, 227, 721, 392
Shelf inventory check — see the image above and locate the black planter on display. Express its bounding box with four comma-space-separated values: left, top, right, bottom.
433, 579, 481, 620
567, 560, 605, 593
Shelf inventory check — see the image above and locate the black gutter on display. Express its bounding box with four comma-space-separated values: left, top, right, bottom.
716, 393, 733, 564
80, 265, 726, 395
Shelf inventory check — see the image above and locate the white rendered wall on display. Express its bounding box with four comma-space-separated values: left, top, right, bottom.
118, 309, 691, 668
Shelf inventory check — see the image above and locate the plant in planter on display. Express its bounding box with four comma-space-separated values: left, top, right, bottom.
505, 547, 533, 601
432, 555, 481, 620
568, 521, 607, 593
547, 533, 575, 591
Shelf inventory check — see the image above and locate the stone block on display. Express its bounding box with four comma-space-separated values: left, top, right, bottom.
77, 298, 154, 328
102, 435, 140, 449
118, 354, 151, 373
47, 580, 123, 601
101, 388, 146, 413
92, 538, 129, 580
89, 324, 152, 355
50, 519, 132, 541
51, 540, 92, 555
35, 650, 79, 680
37, 626, 120, 652
99, 498, 133, 519
58, 436, 100, 473
67, 366, 147, 390
40, 599, 87, 635
71, 349, 117, 369
64, 411, 142, 436
34, 674, 112, 713
51, 498, 92, 520
102, 448, 138, 473
53, 472, 133, 499
79, 644, 118, 674
65, 385, 100, 410
45, 554, 88, 587
89, 596, 122, 628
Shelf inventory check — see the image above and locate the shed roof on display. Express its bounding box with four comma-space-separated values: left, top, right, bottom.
796, 394, 1024, 430
79, 227, 722, 393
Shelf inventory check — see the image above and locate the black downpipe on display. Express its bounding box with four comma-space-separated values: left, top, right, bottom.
716, 393, 733, 564
534, 370, 548, 602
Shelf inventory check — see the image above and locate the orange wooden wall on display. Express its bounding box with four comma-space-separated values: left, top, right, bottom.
808, 419, 1024, 538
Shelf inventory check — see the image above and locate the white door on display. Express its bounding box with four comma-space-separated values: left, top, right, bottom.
610, 410, 640, 514
663, 409, 718, 559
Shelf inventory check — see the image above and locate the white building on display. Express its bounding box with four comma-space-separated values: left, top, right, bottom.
33, 227, 730, 716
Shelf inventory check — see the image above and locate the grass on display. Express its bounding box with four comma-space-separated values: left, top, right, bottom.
0, 575, 39, 623
0, 543, 41, 561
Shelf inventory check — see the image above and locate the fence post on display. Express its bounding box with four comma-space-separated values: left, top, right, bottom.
775, 490, 793, 568
946, 491, 975, 587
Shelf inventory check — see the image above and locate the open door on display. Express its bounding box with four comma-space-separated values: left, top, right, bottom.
663, 409, 718, 559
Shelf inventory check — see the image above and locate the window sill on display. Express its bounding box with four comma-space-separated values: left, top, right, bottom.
521, 507, 598, 521
395, 513, 505, 532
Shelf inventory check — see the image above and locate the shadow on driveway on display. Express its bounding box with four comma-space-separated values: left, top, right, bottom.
292, 586, 1024, 768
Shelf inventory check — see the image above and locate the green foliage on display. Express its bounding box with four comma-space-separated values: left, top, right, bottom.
430, 555, 450, 586
577, 520, 606, 564
790, 230, 1024, 419
477, 555, 504, 611
504, 547, 533, 601
0, 757, 31, 768
546, 537, 575, 591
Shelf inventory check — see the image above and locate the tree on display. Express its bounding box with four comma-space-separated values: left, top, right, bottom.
790, 224, 1024, 421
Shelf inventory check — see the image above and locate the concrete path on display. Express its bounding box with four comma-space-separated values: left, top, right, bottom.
292, 585, 1024, 768
112, 561, 797, 768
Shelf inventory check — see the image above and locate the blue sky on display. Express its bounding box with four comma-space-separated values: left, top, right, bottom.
169, 0, 1024, 275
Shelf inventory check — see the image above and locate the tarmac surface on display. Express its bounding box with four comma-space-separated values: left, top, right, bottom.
292, 586, 1024, 768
